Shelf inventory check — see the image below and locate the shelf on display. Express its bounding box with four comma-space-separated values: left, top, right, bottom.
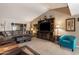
37, 17, 55, 42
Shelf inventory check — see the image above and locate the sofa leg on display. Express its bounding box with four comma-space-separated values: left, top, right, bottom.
72, 49, 74, 52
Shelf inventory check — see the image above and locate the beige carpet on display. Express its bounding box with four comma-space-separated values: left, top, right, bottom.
18, 37, 79, 55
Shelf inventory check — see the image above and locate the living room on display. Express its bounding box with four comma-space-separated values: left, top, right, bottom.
0, 3, 79, 55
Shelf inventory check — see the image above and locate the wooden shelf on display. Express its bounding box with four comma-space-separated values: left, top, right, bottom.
37, 18, 55, 42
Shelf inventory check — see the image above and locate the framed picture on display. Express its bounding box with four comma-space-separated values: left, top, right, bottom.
66, 18, 75, 31
77, 18, 79, 21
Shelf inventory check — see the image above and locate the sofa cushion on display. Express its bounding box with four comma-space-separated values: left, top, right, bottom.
6, 31, 12, 36
0, 35, 6, 42
62, 40, 70, 44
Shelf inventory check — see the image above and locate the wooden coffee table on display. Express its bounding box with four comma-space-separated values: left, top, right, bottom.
21, 46, 40, 55
0, 42, 21, 55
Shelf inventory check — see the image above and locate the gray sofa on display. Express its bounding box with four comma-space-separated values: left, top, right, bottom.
0, 35, 15, 45
0, 30, 32, 44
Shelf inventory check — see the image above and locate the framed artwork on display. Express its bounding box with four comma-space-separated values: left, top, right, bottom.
66, 18, 75, 31
77, 18, 79, 21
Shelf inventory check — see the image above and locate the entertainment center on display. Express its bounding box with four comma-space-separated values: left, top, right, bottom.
37, 17, 55, 42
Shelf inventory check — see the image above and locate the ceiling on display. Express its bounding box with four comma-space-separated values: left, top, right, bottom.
68, 3, 79, 16
0, 3, 68, 22
53, 7, 71, 15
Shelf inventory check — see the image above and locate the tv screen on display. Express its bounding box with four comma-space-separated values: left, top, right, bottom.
39, 22, 50, 31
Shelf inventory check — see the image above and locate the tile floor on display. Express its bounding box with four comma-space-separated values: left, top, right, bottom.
18, 37, 79, 55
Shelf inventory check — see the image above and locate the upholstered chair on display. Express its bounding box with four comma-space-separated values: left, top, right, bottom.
59, 35, 77, 51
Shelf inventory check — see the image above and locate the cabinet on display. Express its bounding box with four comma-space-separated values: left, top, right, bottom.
37, 17, 55, 42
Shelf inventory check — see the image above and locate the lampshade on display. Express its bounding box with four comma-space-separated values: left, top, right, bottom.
55, 24, 64, 29
56, 25, 60, 28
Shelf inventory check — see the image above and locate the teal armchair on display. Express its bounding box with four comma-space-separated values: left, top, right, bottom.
59, 35, 77, 51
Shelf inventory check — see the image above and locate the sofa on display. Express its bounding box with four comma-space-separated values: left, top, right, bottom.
0, 30, 32, 43
0, 35, 15, 45
13, 31, 32, 43
59, 35, 77, 51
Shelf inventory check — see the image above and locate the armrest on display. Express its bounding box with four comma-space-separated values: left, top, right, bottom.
70, 38, 77, 49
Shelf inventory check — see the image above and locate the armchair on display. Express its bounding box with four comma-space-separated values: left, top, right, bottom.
59, 35, 77, 51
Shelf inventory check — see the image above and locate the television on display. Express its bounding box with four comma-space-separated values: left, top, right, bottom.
39, 21, 50, 31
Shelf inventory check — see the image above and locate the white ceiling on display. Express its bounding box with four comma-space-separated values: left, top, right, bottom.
68, 3, 79, 16
0, 3, 67, 22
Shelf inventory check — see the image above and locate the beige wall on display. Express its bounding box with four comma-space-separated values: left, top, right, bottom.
31, 8, 79, 45
26, 22, 31, 31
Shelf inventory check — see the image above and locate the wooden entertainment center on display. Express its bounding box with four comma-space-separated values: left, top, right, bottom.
37, 17, 55, 42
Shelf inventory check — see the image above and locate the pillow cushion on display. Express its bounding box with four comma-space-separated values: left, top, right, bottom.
0, 35, 5, 42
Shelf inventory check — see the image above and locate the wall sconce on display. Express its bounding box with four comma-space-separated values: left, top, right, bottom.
31, 28, 36, 33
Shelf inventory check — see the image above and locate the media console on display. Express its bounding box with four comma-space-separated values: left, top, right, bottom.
37, 17, 55, 42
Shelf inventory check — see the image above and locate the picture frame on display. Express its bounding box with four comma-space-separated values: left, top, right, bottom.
77, 18, 79, 21
66, 18, 75, 31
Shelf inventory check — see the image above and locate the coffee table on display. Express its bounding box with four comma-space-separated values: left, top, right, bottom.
0, 42, 21, 55
21, 46, 40, 55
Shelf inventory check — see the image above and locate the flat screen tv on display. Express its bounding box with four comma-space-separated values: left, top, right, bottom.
39, 22, 50, 31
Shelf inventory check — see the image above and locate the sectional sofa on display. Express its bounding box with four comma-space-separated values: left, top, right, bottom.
0, 30, 32, 45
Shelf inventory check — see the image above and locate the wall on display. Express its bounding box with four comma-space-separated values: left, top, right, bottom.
31, 8, 79, 45
0, 18, 29, 31
26, 22, 31, 31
